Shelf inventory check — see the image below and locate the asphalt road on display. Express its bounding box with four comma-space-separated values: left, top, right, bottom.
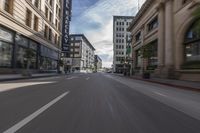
0, 73, 200, 133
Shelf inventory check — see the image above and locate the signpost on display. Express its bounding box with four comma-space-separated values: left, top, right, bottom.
62, 0, 72, 57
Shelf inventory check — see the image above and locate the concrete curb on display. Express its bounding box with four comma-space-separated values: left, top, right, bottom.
115, 74, 200, 92
0, 74, 61, 82
130, 77, 200, 92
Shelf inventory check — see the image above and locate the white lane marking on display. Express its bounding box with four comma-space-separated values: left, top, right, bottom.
3, 91, 70, 133
31, 77, 60, 80
154, 92, 167, 97
86, 77, 90, 80
66, 76, 77, 80
0, 82, 55, 93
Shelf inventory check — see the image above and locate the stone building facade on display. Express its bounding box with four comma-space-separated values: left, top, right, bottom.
94, 55, 102, 72
113, 16, 134, 73
67, 34, 95, 72
128, 0, 200, 81
0, 0, 64, 74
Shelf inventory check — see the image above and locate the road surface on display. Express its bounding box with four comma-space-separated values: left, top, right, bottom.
0, 73, 200, 133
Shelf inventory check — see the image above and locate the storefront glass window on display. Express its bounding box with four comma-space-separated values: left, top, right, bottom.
0, 41, 12, 67
29, 41, 38, 50
15, 34, 28, 48
185, 19, 200, 62
16, 46, 37, 69
40, 56, 57, 70
185, 42, 200, 61
148, 42, 158, 66
185, 19, 200, 42
16, 46, 27, 68
39, 45, 59, 71
15, 35, 37, 69
0, 26, 13, 43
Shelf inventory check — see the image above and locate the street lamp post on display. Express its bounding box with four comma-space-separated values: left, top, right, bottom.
126, 35, 133, 76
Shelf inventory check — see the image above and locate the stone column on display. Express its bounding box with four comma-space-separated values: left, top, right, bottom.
158, 3, 165, 68
164, 0, 175, 78
164, 0, 174, 67
140, 26, 145, 74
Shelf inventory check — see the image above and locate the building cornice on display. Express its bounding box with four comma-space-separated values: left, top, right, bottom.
128, 0, 170, 31
128, 0, 154, 31
70, 34, 96, 51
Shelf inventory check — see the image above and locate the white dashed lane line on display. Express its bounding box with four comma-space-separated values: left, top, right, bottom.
3, 91, 70, 133
153, 92, 167, 97
86, 77, 90, 80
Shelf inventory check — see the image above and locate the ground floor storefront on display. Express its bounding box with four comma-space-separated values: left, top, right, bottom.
132, 18, 200, 81
0, 25, 59, 74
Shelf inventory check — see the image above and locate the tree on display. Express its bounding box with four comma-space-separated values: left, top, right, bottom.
193, 6, 200, 18
141, 44, 153, 70
22, 48, 35, 77
140, 44, 153, 79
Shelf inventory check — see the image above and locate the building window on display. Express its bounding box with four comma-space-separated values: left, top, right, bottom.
49, 12, 52, 22
15, 35, 37, 69
147, 16, 158, 32
4, 0, 14, 15
58, 22, 60, 31
55, 34, 57, 44
44, 25, 48, 39
135, 32, 141, 42
55, 19, 58, 28
0, 42, 12, 67
136, 49, 142, 67
58, 9, 61, 18
34, 0, 40, 8
26, 8, 32, 27
33, 15, 39, 31
49, 28, 52, 41
45, 6, 48, 18
16, 46, 37, 69
49, 0, 53, 7
184, 19, 200, 62
58, 36, 60, 46
146, 41, 158, 67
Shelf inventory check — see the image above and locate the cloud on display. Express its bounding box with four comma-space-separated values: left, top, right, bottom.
71, 0, 146, 67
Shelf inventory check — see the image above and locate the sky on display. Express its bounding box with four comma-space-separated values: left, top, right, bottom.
70, 0, 146, 67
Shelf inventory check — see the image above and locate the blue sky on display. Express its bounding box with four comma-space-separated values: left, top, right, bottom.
70, 0, 146, 67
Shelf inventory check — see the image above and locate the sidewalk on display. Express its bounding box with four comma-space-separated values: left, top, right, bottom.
0, 73, 60, 82
113, 73, 200, 91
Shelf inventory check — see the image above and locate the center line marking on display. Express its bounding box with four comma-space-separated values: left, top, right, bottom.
66, 76, 76, 80
86, 77, 90, 80
3, 91, 70, 133
154, 92, 167, 97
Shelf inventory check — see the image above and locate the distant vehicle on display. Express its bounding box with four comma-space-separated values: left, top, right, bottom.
107, 70, 112, 73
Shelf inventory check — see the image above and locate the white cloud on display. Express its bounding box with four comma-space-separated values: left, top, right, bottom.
71, 0, 146, 67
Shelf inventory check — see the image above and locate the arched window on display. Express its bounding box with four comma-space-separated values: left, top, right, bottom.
184, 19, 200, 62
